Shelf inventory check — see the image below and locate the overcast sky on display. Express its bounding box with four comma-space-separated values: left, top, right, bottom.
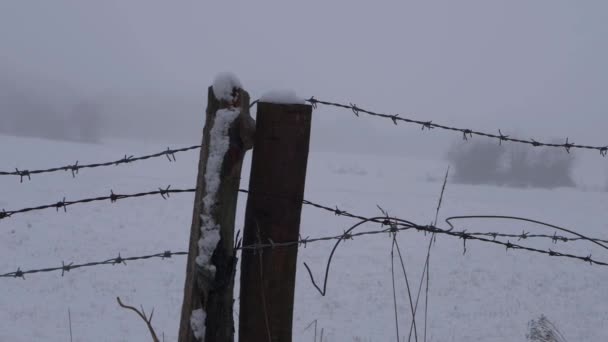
1, 1, 607, 158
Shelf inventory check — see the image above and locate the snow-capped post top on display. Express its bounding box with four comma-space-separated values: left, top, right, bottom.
260, 89, 306, 105
212, 72, 243, 105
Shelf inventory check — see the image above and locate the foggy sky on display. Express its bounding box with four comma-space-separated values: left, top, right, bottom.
1, 1, 607, 157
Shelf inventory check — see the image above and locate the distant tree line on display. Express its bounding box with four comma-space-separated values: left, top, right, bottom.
0, 79, 102, 143
447, 139, 576, 189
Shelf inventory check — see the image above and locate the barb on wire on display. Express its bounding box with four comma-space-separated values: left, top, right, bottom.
0, 187, 195, 220
306, 97, 608, 156
15, 168, 31, 183
0, 145, 202, 181
0, 250, 187, 279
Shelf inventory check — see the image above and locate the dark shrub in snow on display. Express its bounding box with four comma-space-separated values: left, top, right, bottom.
526, 315, 568, 342
447, 140, 575, 189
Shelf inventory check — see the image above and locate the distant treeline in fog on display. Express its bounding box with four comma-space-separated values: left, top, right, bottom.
0, 75, 101, 143
448, 139, 576, 189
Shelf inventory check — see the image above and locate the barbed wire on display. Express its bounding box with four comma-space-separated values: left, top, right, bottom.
306, 97, 608, 156
452, 231, 608, 244
237, 216, 608, 267
0, 186, 195, 220
237, 211, 608, 298
3, 219, 604, 280
0, 187, 266, 221
0, 250, 187, 279
4, 186, 607, 249
297, 196, 608, 246
3, 195, 607, 280
236, 194, 608, 270
0, 145, 201, 182
0, 187, 310, 221
6, 95, 605, 183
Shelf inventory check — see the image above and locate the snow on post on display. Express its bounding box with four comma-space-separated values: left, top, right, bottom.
212, 72, 243, 103
179, 72, 255, 342
260, 89, 306, 105
190, 309, 206, 340
195, 106, 240, 275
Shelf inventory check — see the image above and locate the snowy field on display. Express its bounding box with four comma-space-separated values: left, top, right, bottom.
1, 133, 608, 341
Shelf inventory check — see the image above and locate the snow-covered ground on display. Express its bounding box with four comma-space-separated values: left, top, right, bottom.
1, 133, 607, 341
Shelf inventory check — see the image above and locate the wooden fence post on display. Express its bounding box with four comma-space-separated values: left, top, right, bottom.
238, 101, 312, 342
179, 80, 255, 342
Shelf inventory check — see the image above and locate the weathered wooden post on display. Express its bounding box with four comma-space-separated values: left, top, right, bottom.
179, 74, 255, 342
238, 100, 312, 342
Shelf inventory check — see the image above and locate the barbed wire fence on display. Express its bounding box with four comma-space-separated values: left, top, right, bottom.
0, 251, 188, 279
0, 144, 201, 182
3, 95, 607, 184
306, 97, 608, 156
0, 186, 195, 219
3, 184, 608, 247
2, 94, 607, 342
3, 190, 608, 279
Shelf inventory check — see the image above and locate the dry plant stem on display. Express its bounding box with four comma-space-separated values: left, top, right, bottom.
68, 308, 73, 342
392, 237, 417, 342
116, 297, 160, 342
391, 243, 401, 342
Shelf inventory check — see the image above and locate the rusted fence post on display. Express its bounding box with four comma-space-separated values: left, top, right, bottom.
179, 74, 255, 342
238, 101, 312, 342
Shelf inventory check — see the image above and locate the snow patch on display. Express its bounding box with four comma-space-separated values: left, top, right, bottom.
212, 72, 243, 102
190, 308, 206, 340
2, 134, 608, 341
195, 108, 240, 275
260, 89, 305, 105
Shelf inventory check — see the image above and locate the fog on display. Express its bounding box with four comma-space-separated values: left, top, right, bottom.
1, 1, 607, 163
